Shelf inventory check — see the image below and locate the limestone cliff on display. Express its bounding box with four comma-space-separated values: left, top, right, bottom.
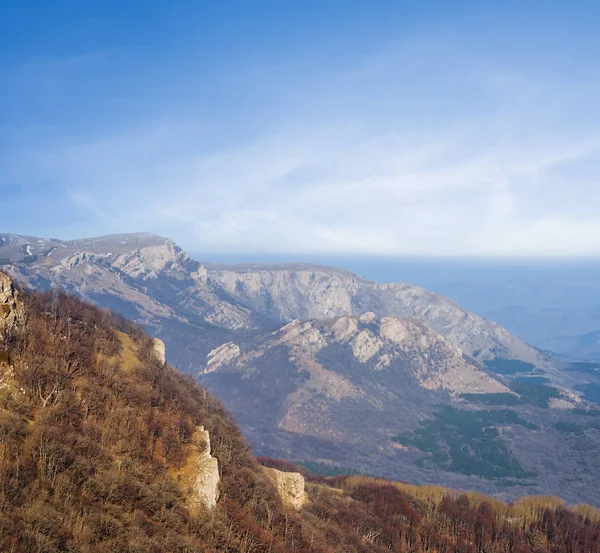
0, 273, 21, 392
185, 426, 220, 510
204, 342, 241, 373
206, 313, 508, 397
199, 313, 510, 452
261, 466, 306, 511
206, 264, 552, 368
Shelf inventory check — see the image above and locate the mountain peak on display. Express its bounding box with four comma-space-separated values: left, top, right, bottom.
64, 232, 173, 252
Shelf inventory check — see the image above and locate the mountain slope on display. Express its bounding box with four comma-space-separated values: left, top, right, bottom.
1, 273, 600, 553
198, 310, 600, 506
0, 272, 317, 552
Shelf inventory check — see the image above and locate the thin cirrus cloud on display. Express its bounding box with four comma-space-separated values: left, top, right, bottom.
57, 119, 600, 257
3, 16, 600, 257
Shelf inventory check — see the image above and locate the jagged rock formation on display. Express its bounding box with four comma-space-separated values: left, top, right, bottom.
0, 273, 22, 391
205, 342, 241, 373
0, 272, 22, 336
199, 312, 511, 456
261, 466, 306, 510
210, 314, 508, 397
1, 233, 254, 340
207, 264, 552, 368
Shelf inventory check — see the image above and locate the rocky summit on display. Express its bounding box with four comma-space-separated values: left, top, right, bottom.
3, 233, 600, 506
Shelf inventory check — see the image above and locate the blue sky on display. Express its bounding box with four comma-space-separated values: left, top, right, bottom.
2, 1, 600, 256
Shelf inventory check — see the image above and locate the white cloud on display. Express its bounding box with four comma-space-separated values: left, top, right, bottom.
35, 118, 599, 257
6, 30, 600, 257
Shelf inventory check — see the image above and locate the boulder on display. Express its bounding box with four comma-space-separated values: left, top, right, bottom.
151, 338, 166, 365
262, 466, 306, 511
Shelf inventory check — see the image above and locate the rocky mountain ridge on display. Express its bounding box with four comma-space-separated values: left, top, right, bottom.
1, 232, 550, 368
203, 313, 509, 396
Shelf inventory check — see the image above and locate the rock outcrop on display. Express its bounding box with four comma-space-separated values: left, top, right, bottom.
0, 274, 23, 392
189, 426, 220, 510
208, 314, 508, 396
207, 264, 552, 368
113, 241, 185, 280
205, 342, 241, 373
0, 273, 22, 336
151, 338, 166, 365
350, 329, 383, 362
261, 467, 306, 511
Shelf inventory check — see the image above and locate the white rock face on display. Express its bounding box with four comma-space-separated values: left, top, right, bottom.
203, 302, 250, 330
207, 264, 551, 367
350, 329, 383, 362
53, 251, 98, 272
0, 274, 22, 393
261, 466, 306, 511
209, 267, 358, 322
549, 397, 576, 410
191, 426, 220, 510
151, 338, 166, 365
379, 317, 408, 344
192, 264, 208, 284
204, 313, 509, 396
375, 353, 392, 370
205, 342, 241, 373
275, 320, 326, 354
113, 242, 186, 280
358, 311, 377, 324
330, 316, 359, 343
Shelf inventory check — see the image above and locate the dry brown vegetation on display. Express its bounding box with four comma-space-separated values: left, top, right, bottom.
1, 280, 599, 552
0, 287, 309, 553
296, 474, 600, 553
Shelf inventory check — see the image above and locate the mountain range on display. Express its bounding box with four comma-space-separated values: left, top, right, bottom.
3, 232, 600, 505
3, 270, 599, 553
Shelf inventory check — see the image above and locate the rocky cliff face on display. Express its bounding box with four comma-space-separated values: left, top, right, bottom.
207, 265, 551, 368
0, 273, 21, 392
203, 313, 509, 396
261, 466, 306, 510
151, 338, 166, 365
0, 272, 22, 337
188, 426, 220, 510
1, 234, 255, 344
